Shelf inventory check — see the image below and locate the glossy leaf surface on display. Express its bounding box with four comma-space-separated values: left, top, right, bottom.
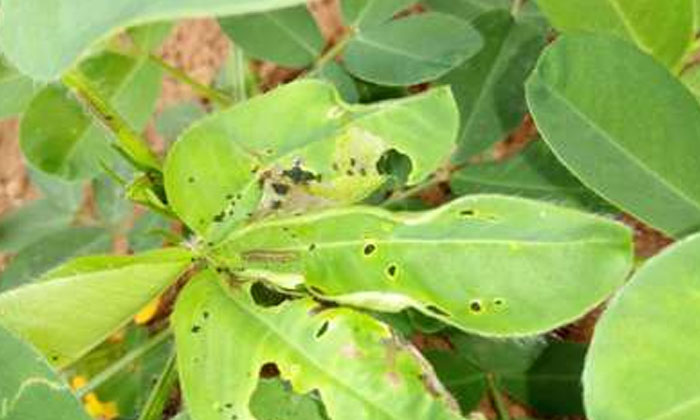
164, 80, 458, 237
0, 248, 191, 367
173, 271, 461, 420
527, 34, 700, 237
211, 194, 633, 336
584, 233, 700, 420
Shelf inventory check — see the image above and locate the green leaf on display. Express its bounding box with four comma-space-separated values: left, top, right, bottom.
0, 248, 191, 367
250, 378, 328, 420
0, 227, 112, 293
533, 0, 694, 69
0, 55, 40, 118
20, 52, 162, 180
439, 10, 545, 160
0, 324, 91, 420
343, 13, 483, 86
341, 0, 416, 28
0, 0, 309, 81
211, 194, 633, 336
129, 23, 174, 52
220, 5, 324, 68
173, 270, 462, 420
681, 63, 700, 102
450, 141, 605, 211
584, 233, 700, 420
501, 341, 586, 416
164, 80, 458, 237
128, 213, 172, 253
527, 34, 700, 238
423, 349, 488, 413
0, 199, 74, 253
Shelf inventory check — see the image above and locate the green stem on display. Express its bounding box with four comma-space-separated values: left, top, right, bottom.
62, 70, 162, 173
147, 53, 234, 107
137, 351, 178, 420
74, 328, 173, 399
487, 374, 512, 420
308, 30, 355, 77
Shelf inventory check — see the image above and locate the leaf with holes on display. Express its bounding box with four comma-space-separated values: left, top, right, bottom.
219, 5, 324, 68
0, 324, 91, 420
584, 233, 700, 420
164, 80, 458, 238
0, 0, 308, 81
20, 51, 162, 180
173, 270, 462, 420
209, 194, 633, 336
533, 0, 694, 70
0, 248, 191, 367
343, 13, 483, 86
527, 34, 700, 238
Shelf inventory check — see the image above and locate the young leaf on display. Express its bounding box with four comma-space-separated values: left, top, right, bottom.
211, 194, 633, 336
173, 270, 462, 420
343, 13, 483, 86
0, 227, 112, 293
219, 5, 324, 68
439, 10, 545, 160
20, 52, 162, 180
164, 80, 458, 237
0, 0, 309, 81
527, 34, 700, 238
0, 55, 40, 118
450, 141, 605, 211
501, 341, 586, 416
0, 324, 92, 420
0, 248, 191, 367
584, 233, 700, 420
533, 0, 694, 69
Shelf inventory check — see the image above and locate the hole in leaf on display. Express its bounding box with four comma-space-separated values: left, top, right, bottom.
460, 209, 475, 217
316, 321, 330, 338
308, 243, 317, 252
363, 243, 376, 256
386, 264, 398, 279
260, 363, 281, 378
469, 300, 483, 313
376, 149, 412, 181
187, 176, 195, 183
493, 298, 505, 306
191, 325, 202, 333
250, 282, 287, 307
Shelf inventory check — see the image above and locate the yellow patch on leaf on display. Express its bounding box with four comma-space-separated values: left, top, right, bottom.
71, 376, 119, 420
